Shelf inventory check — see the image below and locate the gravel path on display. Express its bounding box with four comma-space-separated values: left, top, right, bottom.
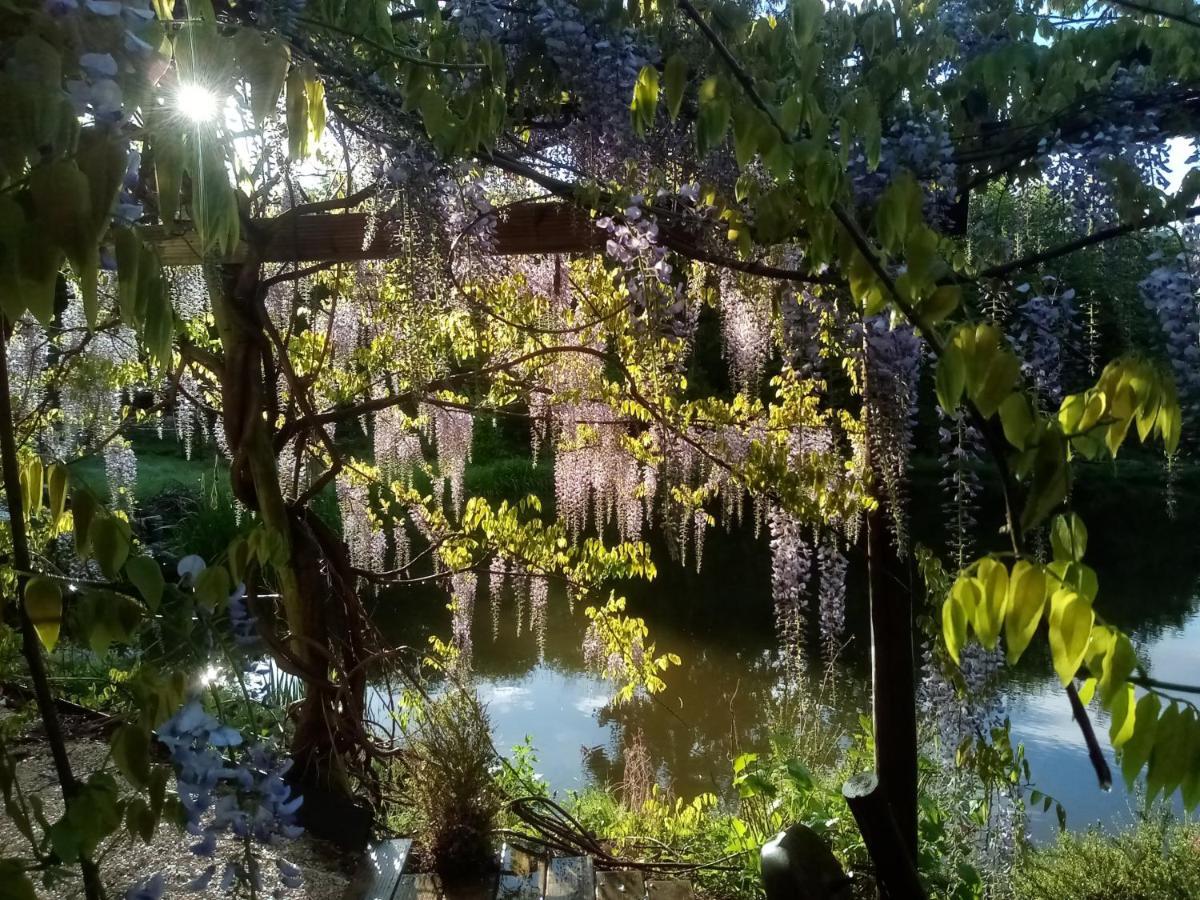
0, 705, 355, 900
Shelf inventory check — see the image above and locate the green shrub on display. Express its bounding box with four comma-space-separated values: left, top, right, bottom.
1007, 814, 1200, 900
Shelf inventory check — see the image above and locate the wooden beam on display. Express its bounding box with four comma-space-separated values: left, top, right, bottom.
145, 202, 605, 267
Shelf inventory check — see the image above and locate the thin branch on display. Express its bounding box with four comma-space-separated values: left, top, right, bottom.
972, 205, 1200, 282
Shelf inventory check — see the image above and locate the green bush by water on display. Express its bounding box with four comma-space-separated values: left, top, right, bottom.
1006, 814, 1200, 900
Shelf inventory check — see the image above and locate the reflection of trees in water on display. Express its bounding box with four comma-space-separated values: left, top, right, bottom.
365, 479, 1199, 797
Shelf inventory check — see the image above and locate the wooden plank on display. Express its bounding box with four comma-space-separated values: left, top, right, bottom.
544, 857, 595, 900
343, 838, 412, 900
394, 873, 440, 900
645, 880, 692, 900
145, 202, 606, 267
496, 843, 543, 900
492, 203, 603, 256
595, 870, 645, 900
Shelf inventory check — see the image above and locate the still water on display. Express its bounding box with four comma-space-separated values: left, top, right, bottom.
374, 470, 1200, 845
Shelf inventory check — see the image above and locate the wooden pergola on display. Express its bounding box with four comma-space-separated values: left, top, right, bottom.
147, 201, 605, 266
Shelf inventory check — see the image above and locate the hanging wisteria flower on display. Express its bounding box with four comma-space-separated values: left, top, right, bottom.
156, 700, 304, 894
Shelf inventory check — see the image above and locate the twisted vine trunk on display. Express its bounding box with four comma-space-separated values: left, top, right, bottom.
208, 263, 368, 799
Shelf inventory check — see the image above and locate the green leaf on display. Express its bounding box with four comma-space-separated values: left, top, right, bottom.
23, 458, 42, 519
944, 578, 977, 664
999, 393, 1034, 450
935, 346, 967, 415
732, 752, 758, 774
151, 129, 184, 226
111, 724, 151, 790
124, 796, 155, 843
23, 576, 62, 652
286, 65, 310, 158
72, 489, 98, 557
194, 564, 232, 611
791, 0, 822, 45
695, 79, 729, 157
48, 462, 68, 532
238, 33, 290, 125
731, 105, 760, 169
1097, 630, 1137, 707
89, 516, 131, 579
125, 556, 165, 612
662, 53, 688, 121
974, 351, 1021, 419
1107, 682, 1136, 749
1119, 692, 1160, 790
973, 559, 1008, 650
921, 284, 959, 324
1022, 426, 1070, 531
114, 227, 142, 324
1146, 704, 1191, 802
1050, 513, 1088, 562
1048, 588, 1093, 687
630, 64, 659, 136
1004, 560, 1046, 664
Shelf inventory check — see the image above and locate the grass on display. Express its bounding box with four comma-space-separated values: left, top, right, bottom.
1006, 814, 1200, 900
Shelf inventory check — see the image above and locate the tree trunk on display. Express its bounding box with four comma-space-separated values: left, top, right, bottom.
865, 506, 919, 863
0, 323, 107, 900
208, 263, 365, 796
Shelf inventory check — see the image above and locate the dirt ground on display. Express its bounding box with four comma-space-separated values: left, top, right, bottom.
0, 702, 356, 899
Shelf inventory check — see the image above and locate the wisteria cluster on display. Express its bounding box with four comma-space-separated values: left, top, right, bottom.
597, 199, 692, 340
719, 269, 776, 392
6, 317, 48, 432
336, 474, 386, 571
155, 700, 304, 894
767, 504, 811, 682
373, 406, 423, 486
104, 436, 138, 515
816, 529, 847, 657
1040, 69, 1173, 229
444, 0, 656, 178
553, 402, 647, 541
1139, 253, 1200, 427
421, 403, 474, 515
450, 570, 478, 668
1010, 277, 1077, 406
46, 0, 159, 126
863, 316, 922, 555
938, 409, 983, 568
848, 113, 957, 220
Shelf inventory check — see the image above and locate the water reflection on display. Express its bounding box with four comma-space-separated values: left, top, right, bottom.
371, 472, 1199, 844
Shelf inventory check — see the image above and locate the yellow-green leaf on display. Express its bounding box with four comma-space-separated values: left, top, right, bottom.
942, 592, 968, 665
1005, 560, 1046, 664
1120, 692, 1160, 789
24, 576, 62, 652
1108, 682, 1136, 749
48, 462, 68, 532
999, 392, 1034, 450
1048, 588, 1094, 687
935, 345, 966, 414
24, 457, 43, 518
662, 53, 688, 121
973, 558, 1008, 650
1050, 512, 1088, 562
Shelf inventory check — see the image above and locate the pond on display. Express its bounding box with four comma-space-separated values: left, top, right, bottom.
371, 465, 1200, 846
